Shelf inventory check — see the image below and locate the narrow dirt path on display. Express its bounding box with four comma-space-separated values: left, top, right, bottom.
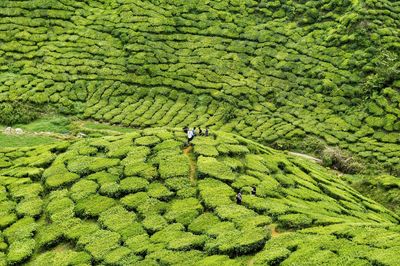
270, 224, 283, 238
247, 257, 255, 266
289, 152, 322, 164
183, 145, 196, 184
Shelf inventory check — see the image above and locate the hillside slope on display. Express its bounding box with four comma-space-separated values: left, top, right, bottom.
0, 129, 399, 265
0, 0, 400, 171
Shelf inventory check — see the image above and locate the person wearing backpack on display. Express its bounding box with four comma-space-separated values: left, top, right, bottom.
236, 191, 242, 204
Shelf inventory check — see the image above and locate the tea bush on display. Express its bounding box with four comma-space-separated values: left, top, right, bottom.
197, 156, 236, 182
0, 102, 41, 126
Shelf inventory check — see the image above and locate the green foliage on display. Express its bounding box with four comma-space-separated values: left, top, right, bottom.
159, 155, 189, 179
194, 145, 219, 157
198, 178, 235, 208
278, 214, 314, 229
16, 197, 42, 217
35, 223, 64, 249
3, 217, 37, 243
142, 214, 168, 233
1, 127, 400, 264
189, 213, 221, 234
67, 156, 120, 175
26, 249, 91, 266
45, 172, 80, 189
0, 102, 41, 126
7, 239, 35, 265
70, 179, 98, 201
147, 182, 174, 200
197, 156, 236, 181
165, 198, 203, 226
77, 230, 121, 261
75, 195, 116, 218
205, 226, 270, 256
120, 177, 149, 193
135, 136, 161, 146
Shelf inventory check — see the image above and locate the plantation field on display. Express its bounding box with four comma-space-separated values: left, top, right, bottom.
1, 0, 400, 264
0, 0, 399, 174
0, 129, 399, 265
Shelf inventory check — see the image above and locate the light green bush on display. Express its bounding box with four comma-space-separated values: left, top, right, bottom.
189, 213, 221, 234
45, 172, 80, 189
205, 227, 270, 256
64, 220, 100, 241
134, 136, 161, 146
70, 179, 98, 201
16, 197, 42, 217
120, 177, 149, 193
137, 198, 169, 216
197, 255, 242, 266
197, 156, 236, 181
103, 247, 138, 265
278, 213, 314, 229
75, 195, 116, 218
9, 183, 43, 200
215, 204, 257, 223
3, 217, 37, 243
147, 182, 174, 200
232, 175, 260, 189
77, 230, 121, 261
35, 222, 64, 248
99, 206, 137, 232
99, 182, 120, 197
87, 171, 119, 185
150, 223, 185, 244
254, 247, 292, 265
159, 155, 189, 179
142, 214, 168, 233
124, 162, 157, 180
168, 233, 207, 251
198, 178, 235, 208
67, 156, 120, 175
6, 239, 35, 265
165, 197, 203, 226
0, 214, 17, 230
194, 145, 219, 157
25, 249, 92, 266
245, 154, 270, 173
46, 196, 75, 222
125, 234, 152, 255
120, 192, 149, 211
217, 144, 250, 155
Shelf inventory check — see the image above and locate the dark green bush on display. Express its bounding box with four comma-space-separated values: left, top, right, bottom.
0, 102, 41, 126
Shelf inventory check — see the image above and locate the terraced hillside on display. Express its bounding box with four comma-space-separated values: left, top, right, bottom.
0, 0, 400, 172
0, 129, 400, 265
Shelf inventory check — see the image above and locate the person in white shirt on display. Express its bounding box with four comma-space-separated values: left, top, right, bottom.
187, 128, 194, 144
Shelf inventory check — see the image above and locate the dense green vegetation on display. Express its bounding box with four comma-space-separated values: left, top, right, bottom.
0, 129, 400, 265
0, 0, 399, 174
1, 0, 400, 264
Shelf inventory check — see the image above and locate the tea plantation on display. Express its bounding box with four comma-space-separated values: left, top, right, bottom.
1, 0, 400, 265
0, 0, 400, 173
0, 129, 400, 265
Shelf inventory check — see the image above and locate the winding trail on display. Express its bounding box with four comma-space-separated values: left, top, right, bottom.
183, 145, 197, 184
289, 152, 322, 164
